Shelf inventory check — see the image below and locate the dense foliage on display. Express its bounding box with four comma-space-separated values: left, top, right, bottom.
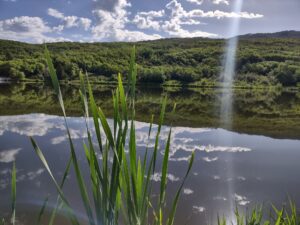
0, 36, 300, 86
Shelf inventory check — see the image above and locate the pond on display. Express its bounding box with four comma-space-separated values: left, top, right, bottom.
1, 82, 300, 225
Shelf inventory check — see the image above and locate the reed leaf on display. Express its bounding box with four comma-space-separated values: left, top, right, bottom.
11, 162, 16, 225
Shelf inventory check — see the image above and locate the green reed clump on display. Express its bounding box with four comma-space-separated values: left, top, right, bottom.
0, 162, 16, 225
217, 202, 300, 225
30, 46, 194, 225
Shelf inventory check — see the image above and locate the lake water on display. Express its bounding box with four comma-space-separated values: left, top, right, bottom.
1, 83, 300, 224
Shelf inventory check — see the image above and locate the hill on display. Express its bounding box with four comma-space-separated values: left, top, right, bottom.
238, 30, 300, 39
0, 31, 300, 87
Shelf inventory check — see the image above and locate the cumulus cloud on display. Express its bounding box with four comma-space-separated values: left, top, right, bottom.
183, 188, 194, 195
186, 0, 229, 5
151, 173, 180, 182
203, 156, 218, 162
213, 196, 227, 201
27, 168, 45, 180
79, 18, 92, 30
91, 0, 262, 40
0, 114, 65, 137
0, 16, 71, 43
154, 0, 262, 38
166, 0, 262, 20
48, 8, 64, 19
161, 0, 216, 38
1, 0, 263, 42
213, 175, 221, 180
0, 148, 21, 163
212, 0, 229, 5
193, 206, 205, 213
237, 176, 246, 181
47, 8, 92, 31
92, 0, 161, 41
234, 194, 250, 206
0, 16, 49, 41
186, 0, 204, 5
169, 156, 191, 162
132, 10, 165, 31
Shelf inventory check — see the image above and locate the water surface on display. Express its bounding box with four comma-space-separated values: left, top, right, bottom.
1, 83, 300, 224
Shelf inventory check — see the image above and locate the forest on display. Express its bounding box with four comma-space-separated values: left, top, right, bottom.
0, 34, 300, 87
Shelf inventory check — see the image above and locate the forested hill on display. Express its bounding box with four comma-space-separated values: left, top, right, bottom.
0, 31, 300, 87
238, 30, 300, 39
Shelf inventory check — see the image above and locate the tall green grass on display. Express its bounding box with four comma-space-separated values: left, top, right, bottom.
30, 46, 194, 225
217, 202, 300, 225
0, 162, 16, 225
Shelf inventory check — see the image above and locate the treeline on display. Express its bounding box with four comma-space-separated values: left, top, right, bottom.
0, 36, 300, 86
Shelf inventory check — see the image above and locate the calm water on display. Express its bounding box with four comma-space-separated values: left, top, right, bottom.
1, 83, 300, 224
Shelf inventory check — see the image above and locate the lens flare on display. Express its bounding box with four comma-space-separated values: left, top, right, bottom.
219, 0, 244, 219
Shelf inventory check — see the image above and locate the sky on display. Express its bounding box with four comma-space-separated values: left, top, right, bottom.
0, 0, 299, 43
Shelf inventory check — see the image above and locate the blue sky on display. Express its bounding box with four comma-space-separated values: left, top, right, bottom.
0, 0, 299, 43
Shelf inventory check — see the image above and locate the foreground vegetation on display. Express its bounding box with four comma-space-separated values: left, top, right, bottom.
0, 32, 300, 87
28, 46, 195, 225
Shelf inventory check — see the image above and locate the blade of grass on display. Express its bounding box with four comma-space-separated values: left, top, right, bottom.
37, 196, 49, 225
11, 161, 16, 225
30, 137, 80, 225
167, 151, 195, 225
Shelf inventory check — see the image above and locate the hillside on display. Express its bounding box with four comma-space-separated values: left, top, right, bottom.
0, 31, 300, 87
238, 30, 300, 39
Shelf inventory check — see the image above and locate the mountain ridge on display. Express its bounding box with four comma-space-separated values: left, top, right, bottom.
0, 30, 299, 45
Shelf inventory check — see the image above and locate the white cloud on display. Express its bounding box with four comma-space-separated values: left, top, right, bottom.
64, 16, 78, 28
237, 176, 246, 181
0, 148, 21, 163
132, 10, 165, 31
0, 114, 65, 137
51, 136, 67, 145
203, 156, 218, 162
48, 8, 64, 19
186, 0, 204, 5
168, 143, 251, 156
193, 206, 205, 213
169, 156, 191, 162
167, 0, 263, 20
234, 194, 250, 206
139, 10, 165, 18
186, 0, 229, 5
48, 8, 92, 31
212, 0, 229, 5
183, 188, 194, 195
27, 168, 45, 180
213, 175, 221, 180
1, 0, 263, 42
151, 173, 180, 182
158, 0, 262, 38
0, 16, 50, 41
187, 10, 263, 19
0, 16, 71, 43
162, 0, 217, 37
79, 18, 92, 31
92, 0, 161, 41
53, 25, 64, 33
213, 196, 227, 201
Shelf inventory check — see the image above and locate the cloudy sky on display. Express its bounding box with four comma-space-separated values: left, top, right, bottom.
0, 0, 299, 43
